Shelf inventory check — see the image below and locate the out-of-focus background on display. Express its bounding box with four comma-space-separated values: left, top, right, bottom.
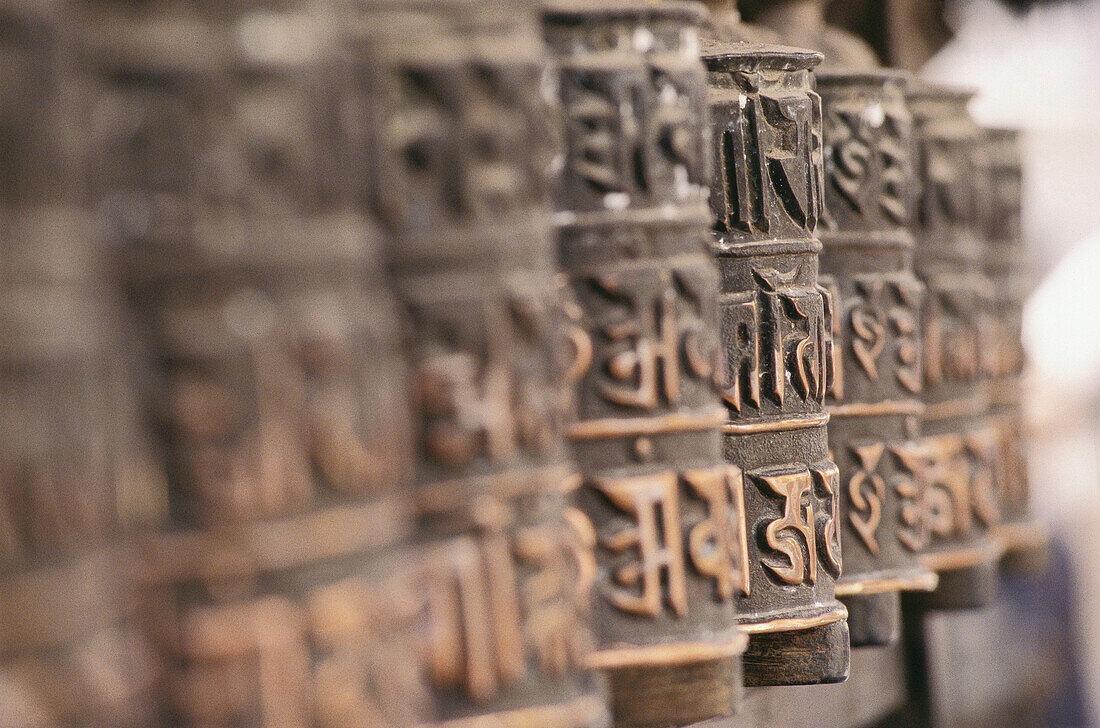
909, 0, 1100, 724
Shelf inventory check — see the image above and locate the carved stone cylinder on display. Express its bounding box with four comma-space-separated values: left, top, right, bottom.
907, 84, 1004, 610
703, 41, 849, 685
543, 2, 747, 725
979, 127, 1046, 568
816, 70, 938, 647
346, 2, 608, 726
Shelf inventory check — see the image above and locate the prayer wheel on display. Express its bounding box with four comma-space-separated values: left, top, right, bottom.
816, 69, 938, 647
544, 1, 749, 725
703, 40, 850, 686
907, 83, 1004, 610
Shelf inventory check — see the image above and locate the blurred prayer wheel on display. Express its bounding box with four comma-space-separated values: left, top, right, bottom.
0, 5, 155, 723
347, 1, 609, 726
816, 69, 938, 647
978, 127, 1048, 571
110, 5, 430, 725
543, 2, 748, 725
907, 83, 1004, 610
703, 41, 850, 686
0, 205, 157, 728
127, 214, 423, 728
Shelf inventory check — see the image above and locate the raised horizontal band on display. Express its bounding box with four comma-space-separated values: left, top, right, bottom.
738, 604, 848, 634
920, 541, 1004, 572
711, 237, 822, 259
923, 395, 987, 421
586, 632, 749, 670
835, 571, 939, 596
722, 411, 829, 435
415, 464, 572, 514
568, 408, 727, 440
828, 400, 924, 418
140, 496, 408, 583
995, 519, 1050, 555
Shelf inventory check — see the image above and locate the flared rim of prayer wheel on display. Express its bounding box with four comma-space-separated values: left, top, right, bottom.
133, 495, 412, 587
700, 39, 822, 71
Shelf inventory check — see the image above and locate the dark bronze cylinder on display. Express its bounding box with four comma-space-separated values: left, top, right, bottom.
348, 2, 608, 726
816, 70, 938, 647
0, 5, 155, 723
543, 2, 747, 725
703, 41, 849, 685
907, 84, 1004, 610
107, 6, 431, 725
126, 216, 424, 728
0, 206, 156, 728
978, 127, 1047, 569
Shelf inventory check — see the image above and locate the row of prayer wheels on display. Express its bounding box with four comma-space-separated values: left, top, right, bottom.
0, 0, 1045, 726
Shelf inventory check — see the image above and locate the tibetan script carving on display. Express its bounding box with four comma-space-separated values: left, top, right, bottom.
685, 465, 752, 602
753, 461, 842, 586
705, 43, 848, 684
848, 442, 887, 554
548, 3, 744, 721
596, 471, 689, 617
593, 465, 751, 617
815, 71, 936, 626
908, 83, 1004, 600
350, 2, 605, 725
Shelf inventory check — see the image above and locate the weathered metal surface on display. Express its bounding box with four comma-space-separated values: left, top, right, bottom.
347, 1, 608, 726
104, 5, 430, 726
907, 83, 1003, 610
0, 5, 155, 725
816, 69, 937, 647
0, 208, 157, 728
702, 40, 850, 685
543, 2, 747, 724
977, 127, 1047, 569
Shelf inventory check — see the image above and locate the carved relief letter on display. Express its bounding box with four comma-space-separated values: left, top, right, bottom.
755, 467, 817, 586
595, 471, 688, 617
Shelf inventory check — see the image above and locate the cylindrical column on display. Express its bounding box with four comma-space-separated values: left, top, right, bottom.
103, 4, 428, 725
543, 2, 747, 725
0, 5, 155, 725
816, 70, 938, 647
0, 212, 157, 728
907, 84, 1004, 610
703, 42, 850, 686
979, 127, 1047, 570
345, 1, 608, 726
